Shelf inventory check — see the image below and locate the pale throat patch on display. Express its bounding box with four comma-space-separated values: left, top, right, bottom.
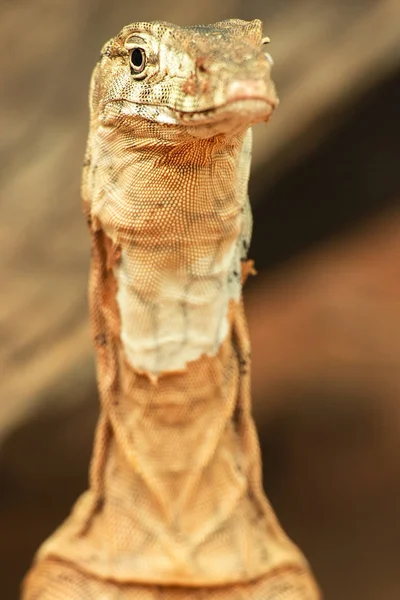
115, 129, 253, 375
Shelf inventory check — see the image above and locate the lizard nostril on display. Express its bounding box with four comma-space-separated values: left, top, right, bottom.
196, 56, 208, 74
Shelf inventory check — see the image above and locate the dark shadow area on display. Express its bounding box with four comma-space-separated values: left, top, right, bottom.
0, 392, 97, 600
250, 68, 400, 271
259, 386, 400, 600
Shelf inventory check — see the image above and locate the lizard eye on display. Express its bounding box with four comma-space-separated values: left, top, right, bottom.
130, 47, 146, 77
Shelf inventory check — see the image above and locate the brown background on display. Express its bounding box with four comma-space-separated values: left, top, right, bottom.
1, 1, 400, 598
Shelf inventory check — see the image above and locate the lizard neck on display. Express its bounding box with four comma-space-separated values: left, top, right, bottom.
89, 125, 253, 375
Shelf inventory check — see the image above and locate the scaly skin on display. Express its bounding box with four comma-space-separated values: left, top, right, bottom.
22, 19, 321, 600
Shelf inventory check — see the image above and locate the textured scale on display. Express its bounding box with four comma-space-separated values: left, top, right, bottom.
22, 19, 321, 600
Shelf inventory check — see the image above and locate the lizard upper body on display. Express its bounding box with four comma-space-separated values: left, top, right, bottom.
83, 19, 277, 375
22, 19, 320, 600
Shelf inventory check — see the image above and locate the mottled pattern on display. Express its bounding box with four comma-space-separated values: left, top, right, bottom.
22, 19, 320, 600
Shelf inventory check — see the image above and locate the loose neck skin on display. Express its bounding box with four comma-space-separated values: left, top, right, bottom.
88, 123, 253, 375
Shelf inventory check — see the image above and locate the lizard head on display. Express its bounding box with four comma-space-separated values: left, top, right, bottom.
92, 19, 278, 139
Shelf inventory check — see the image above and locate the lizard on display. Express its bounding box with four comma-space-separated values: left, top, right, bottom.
22, 19, 321, 600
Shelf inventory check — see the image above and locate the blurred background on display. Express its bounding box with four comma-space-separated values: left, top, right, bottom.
1, 0, 400, 598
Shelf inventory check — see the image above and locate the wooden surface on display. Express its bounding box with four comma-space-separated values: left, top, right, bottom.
1, 1, 400, 599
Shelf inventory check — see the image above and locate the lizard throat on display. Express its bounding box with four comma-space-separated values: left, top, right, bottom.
91, 129, 253, 376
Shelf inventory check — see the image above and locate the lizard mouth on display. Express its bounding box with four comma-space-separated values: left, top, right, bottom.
177, 97, 276, 126
107, 95, 277, 132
